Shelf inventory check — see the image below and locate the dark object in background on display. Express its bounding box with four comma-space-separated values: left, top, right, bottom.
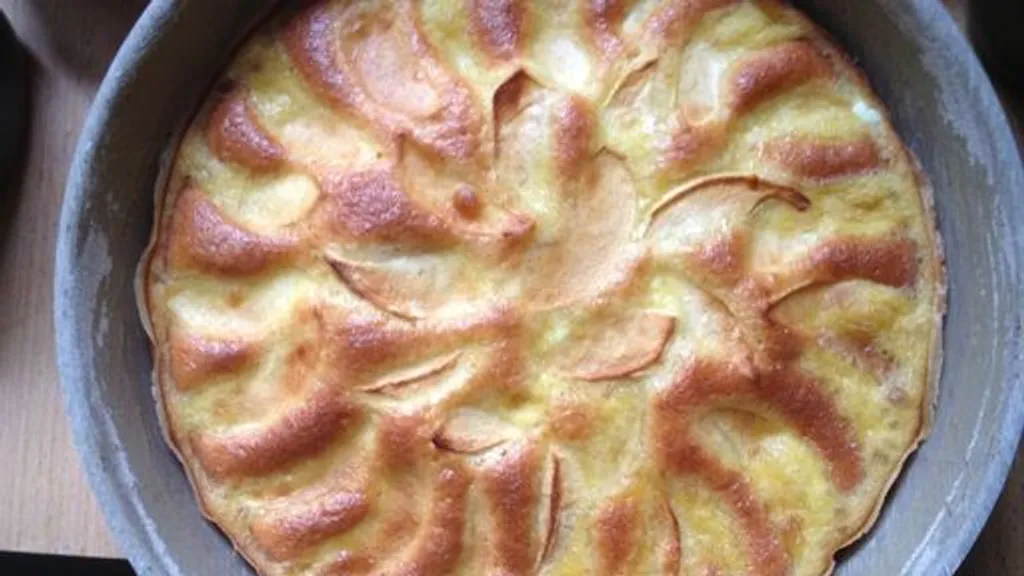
0, 552, 135, 575
969, 1, 1024, 94
0, 11, 27, 190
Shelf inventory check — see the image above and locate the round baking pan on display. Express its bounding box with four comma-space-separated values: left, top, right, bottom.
55, 1, 1024, 574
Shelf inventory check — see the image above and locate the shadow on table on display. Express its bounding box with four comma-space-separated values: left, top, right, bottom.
23, 0, 147, 85
959, 446, 1024, 575
0, 552, 135, 575
0, 0, 146, 253
0, 14, 30, 256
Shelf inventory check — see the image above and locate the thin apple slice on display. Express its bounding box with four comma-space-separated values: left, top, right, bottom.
660, 496, 682, 576
537, 453, 563, 569
357, 352, 462, 397
432, 408, 516, 454
646, 173, 809, 254
559, 313, 676, 381
327, 254, 471, 320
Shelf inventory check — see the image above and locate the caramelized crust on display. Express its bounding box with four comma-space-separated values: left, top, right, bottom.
252, 490, 370, 561
662, 122, 728, 174
191, 392, 361, 479
281, 1, 482, 159
481, 443, 543, 574
595, 498, 639, 575
728, 41, 832, 113
646, 0, 739, 44
167, 331, 261, 390
585, 0, 627, 54
761, 137, 883, 180
387, 463, 473, 575
553, 96, 596, 178
808, 236, 918, 288
756, 366, 864, 490
208, 90, 287, 172
470, 0, 525, 58
315, 170, 453, 246
141, 1, 943, 575
164, 187, 297, 275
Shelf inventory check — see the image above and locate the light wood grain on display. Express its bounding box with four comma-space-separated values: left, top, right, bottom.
0, 0, 144, 559
0, 0, 1017, 572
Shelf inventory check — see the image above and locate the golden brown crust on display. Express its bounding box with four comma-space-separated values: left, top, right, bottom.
208, 89, 288, 171
164, 187, 298, 275
481, 442, 543, 575
756, 366, 863, 491
807, 236, 918, 288
651, 418, 790, 576
389, 462, 473, 575
252, 490, 370, 561
595, 498, 639, 575
470, 0, 525, 59
191, 391, 362, 479
553, 96, 595, 178
761, 136, 883, 180
139, 1, 945, 575
727, 41, 832, 114
584, 0, 627, 55
281, 0, 483, 159
662, 122, 728, 174
168, 331, 261, 391
646, 0, 739, 45
314, 170, 454, 246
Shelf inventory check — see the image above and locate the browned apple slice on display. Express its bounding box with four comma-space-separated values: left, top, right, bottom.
537, 453, 563, 569
647, 173, 809, 242
761, 136, 883, 180
769, 281, 905, 383
660, 497, 682, 576
282, 0, 482, 159
559, 313, 676, 381
251, 488, 369, 561
726, 41, 832, 114
385, 462, 473, 574
433, 408, 516, 454
493, 72, 643, 309
166, 187, 300, 276
207, 89, 287, 172
397, 140, 537, 248
763, 235, 919, 305
327, 254, 472, 320
523, 152, 642, 310
191, 390, 363, 480
167, 330, 262, 391
357, 352, 462, 397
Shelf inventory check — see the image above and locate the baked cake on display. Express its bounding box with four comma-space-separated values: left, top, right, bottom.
139, 0, 945, 574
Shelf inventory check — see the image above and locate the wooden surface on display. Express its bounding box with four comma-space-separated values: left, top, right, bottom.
0, 0, 144, 559
0, 0, 1018, 573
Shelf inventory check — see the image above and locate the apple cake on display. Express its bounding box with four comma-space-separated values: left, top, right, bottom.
139, 0, 945, 574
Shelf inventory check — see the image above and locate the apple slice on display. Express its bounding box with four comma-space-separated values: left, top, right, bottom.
432, 408, 516, 454
357, 352, 462, 397
560, 313, 676, 381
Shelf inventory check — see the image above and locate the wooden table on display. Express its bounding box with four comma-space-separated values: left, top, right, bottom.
0, 0, 1018, 572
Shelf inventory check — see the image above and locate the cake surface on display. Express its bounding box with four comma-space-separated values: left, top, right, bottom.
139, 1, 944, 574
